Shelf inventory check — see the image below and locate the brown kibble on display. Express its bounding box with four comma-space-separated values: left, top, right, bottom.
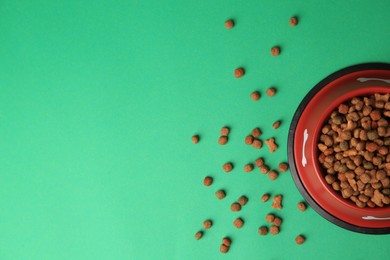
295, 235, 305, 245
233, 218, 244, 228
245, 135, 254, 145
220, 127, 230, 136
260, 165, 270, 174
290, 17, 298, 26
222, 237, 231, 247
369, 110, 381, 121
261, 193, 270, 202
216, 190, 226, 200
192, 135, 199, 144
231, 202, 241, 212
266, 87, 276, 97
271, 46, 280, 56
250, 91, 261, 101
258, 226, 268, 236
268, 170, 278, 180
220, 244, 229, 254
297, 202, 307, 212
203, 176, 213, 186
203, 220, 212, 229
223, 162, 233, 172
244, 163, 254, 172
218, 136, 228, 145
252, 139, 263, 149
238, 195, 248, 206
265, 138, 278, 153
252, 127, 262, 138
338, 104, 349, 114
195, 231, 203, 240
224, 19, 234, 29
273, 217, 282, 227
234, 68, 245, 78
255, 158, 265, 167
269, 225, 279, 235
272, 195, 283, 210
266, 214, 275, 223
366, 142, 378, 153
278, 162, 289, 172
273, 120, 281, 129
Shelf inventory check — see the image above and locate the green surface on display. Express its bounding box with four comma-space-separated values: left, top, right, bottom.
0, 0, 390, 259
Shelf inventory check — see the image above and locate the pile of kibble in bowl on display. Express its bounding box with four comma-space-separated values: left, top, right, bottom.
318, 93, 390, 208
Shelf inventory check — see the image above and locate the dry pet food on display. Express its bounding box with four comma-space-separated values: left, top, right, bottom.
261, 193, 270, 202
231, 202, 241, 212
251, 91, 261, 101
268, 170, 279, 180
223, 162, 233, 172
266, 87, 276, 97
270, 225, 280, 235
260, 165, 270, 174
220, 244, 229, 253
258, 226, 268, 236
295, 235, 305, 245
218, 136, 228, 145
220, 127, 230, 136
278, 162, 289, 172
290, 17, 298, 26
297, 202, 307, 211
233, 218, 244, 228
203, 220, 212, 229
238, 195, 248, 206
252, 127, 262, 137
255, 158, 265, 167
195, 231, 203, 240
203, 176, 213, 186
272, 195, 283, 210
222, 237, 231, 247
225, 19, 234, 29
234, 68, 245, 78
245, 135, 254, 145
266, 214, 275, 223
273, 120, 281, 129
192, 135, 199, 144
271, 46, 280, 56
273, 217, 282, 227
318, 93, 390, 208
252, 139, 263, 149
216, 190, 226, 199
266, 138, 279, 152
244, 163, 254, 172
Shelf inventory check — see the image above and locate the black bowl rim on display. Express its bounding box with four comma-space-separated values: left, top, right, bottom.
288, 62, 390, 234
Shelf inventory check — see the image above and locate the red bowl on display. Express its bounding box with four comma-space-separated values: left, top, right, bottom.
288, 63, 390, 234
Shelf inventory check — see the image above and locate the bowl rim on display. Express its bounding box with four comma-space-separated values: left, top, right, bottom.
288, 62, 390, 234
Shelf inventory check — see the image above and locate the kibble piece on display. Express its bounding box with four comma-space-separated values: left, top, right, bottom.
203, 176, 213, 186
273, 120, 281, 129
278, 162, 289, 172
266, 214, 275, 223
192, 135, 199, 144
233, 218, 244, 228
244, 163, 254, 172
234, 68, 245, 78
268, 170, 278, 180
255, 158, 265, 167
238, 195, 248, 206
220, 244, 229, 254
245, 135, 254, 145
271, 46, 280, 56
224, 19, 234, 29
203, 220, 212, 229
261, 193, 270, 202
290, 16, 298, 26
260, 165, 270, 174
223, 162, 233, 172
297, 202, 307, 211
222, 237, 231, 247
216, 190, 226, 200
252, 139, 263, 149
195, 231, 203, 240
265, 138, 278, 153
272, 195, 283, 210
269, 225, 280, 235
295, 235, 305, 245
266, 87, 276, 97
231, 202, 241, 212
218, 136, 228, 145
273, 217, 282, 227
250, 91, 261, 101
258, 226, 268, 236
338, 103, 349, 114
220, 127, 230, 136
252, 127, 262, 137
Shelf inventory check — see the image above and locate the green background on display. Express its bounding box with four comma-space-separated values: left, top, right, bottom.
0, 0, 389, 259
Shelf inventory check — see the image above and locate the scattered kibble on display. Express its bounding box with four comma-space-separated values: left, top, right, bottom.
273, 217, 282, 227
234, 68, 245, 78
216, 190, 226, 200
233, 218, 244, 228
220, 244, 229, 253
297, 202, 307, 212
203, 176, 213, 186
221, 127, 230, 136
268, 170, 279, 180
224, 19, 234, 29
244, 163, 254, 172
272, 195, 283, 210
195, 231, 203, 240
290, 17, 298, 26
266, 214, 275, 223
295, 235, 305, 245
266, 88, 276, 97
245, 135, 254, 145
273, 120, 281, 129
261, 193, 270, 202
250, 91, 261, 101
218, 136, 228, 145
231, 203, 241, 212
223, 162, 233, 172
265, 137, 278, 152
203, 220, 212, 229
252, 139, 263, 149
278, 162, 289, 172
252, 127, 262, 137
192, 135, 199, 144
260, 165, 270, 174
255, 158, 265, 167
271, 46, 281, 56
258, 226, 268, 236
238, 195, 248, 206
269, 225, 280, 235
